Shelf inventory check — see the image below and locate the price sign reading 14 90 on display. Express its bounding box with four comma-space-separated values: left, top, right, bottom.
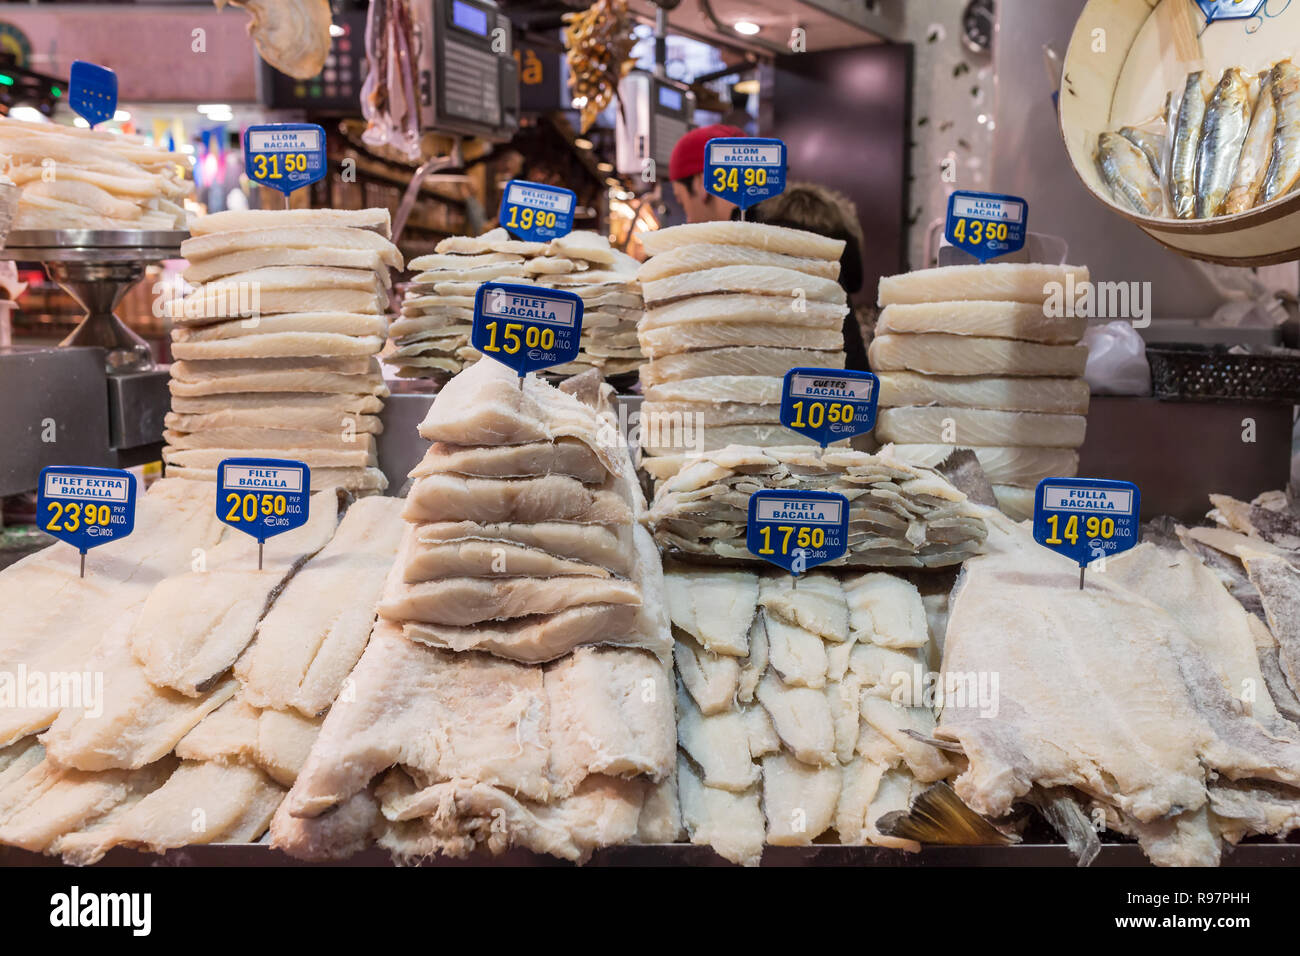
500, 180, 576, 242
472, 282, 584, 378
705, 137, 787, 212
37, 466, 137, 577
747, 490, 849, 577
243, 124, 327, 197
217, 458, 310, 568
781, 367, 880, 448
1033, 477, 1140, 588
945, 190, 1027, 262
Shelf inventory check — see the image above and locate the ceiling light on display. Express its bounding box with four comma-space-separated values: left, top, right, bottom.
733, 79, 760, 95
197, 104, 230, 114
329, 24, 345, 37
734, 20, 761, 36
571, 95, 588, 109
574, 137, 593, 150
10, 106, 47, 123
113, 109, 131, 122
73, 116, 90, 128
597, 162, 614, 172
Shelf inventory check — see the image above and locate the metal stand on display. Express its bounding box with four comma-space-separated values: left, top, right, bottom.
4, 229, 187, 374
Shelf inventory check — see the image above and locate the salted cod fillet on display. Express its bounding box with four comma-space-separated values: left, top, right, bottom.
870, 334, 1089, 378
877, 371, 1090, 415
180, 225, 402, 269
640, 295, 846, 332
637, 243, 841, 282
876, 407, 1087, 448
887, 443, 1078, 487
188, 207, 392, 237
171, 333, 385, 360
877, 301, 1087, 343
642, 347, 844, 386
640, 322, 842, 357
171, 312, 387, 342
877, 263, 1090, 305
641, 266, 845, 305
641, 220, 845, 260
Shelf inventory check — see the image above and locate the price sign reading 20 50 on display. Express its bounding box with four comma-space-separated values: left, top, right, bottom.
217, 458, 311, 569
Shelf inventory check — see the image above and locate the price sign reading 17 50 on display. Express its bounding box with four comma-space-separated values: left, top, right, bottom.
747, 490, 849, 577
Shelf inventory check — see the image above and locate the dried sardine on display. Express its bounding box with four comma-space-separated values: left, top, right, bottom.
1171, 71, 1209, 219
1263, 59, 1300, 203
1195, 68, 1253, 217
1098, 131, 1165, 216
1223, 70, 1277, 215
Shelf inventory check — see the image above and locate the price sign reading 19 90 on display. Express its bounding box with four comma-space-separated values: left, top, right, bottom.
472, 282, 584, 379
243, 124, 327, 197
704, 137, 787, 212
1033, 477, 1140, 588
781, 367, 880, 447
500, 179, 576, 242
37, 466, 137, 577
747, 490, 849, 577
945, 190, 1028, 262
217, 458, 310, 569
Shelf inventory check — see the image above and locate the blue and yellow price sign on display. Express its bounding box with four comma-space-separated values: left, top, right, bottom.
472, 282, 584, 377
69, 60, 117, 128
217, 458, 310, 552
500, 180, 576, 241
1033, 477, 1140, 584
1196, 0, 1265, 22
704, 137, 787, 211
243, 124, 327, 196
780, 367, 879, 448
747, 490, 849, 576
38, 467, 136, 571
945, 190, 1027, 262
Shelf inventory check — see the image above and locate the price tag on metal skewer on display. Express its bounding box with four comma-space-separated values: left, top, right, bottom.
216, 458, 311, 570
69, 60, 118, 128
1032, 477, 1141, 589
747, 490, 849, 587
780, 367, 880, 450
704, 136, 787, 218
1196, 0, 1266, 23
243, 123, 327, 209
945, 190, 1028, 262
499, 179, 576, 241
37, 466, 137, 578
472, 281, 584, 386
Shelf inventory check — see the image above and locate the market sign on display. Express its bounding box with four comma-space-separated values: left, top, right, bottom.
217, 458, 311, 568
1196, 0, 1266, 23
1033, 477, 1140, 586
500, 179, 575, 241
37, 466, 136, 575
472, 281, 584, 378
243, 123, 327, 196
69, 60, 117, 128
945, 190, 1027, 262
747, 489, 849, 576
705, 136, 787, 212
780, 367, 879, 448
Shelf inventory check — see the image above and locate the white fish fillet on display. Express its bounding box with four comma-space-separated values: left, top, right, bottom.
184, 247, 392, 285
642, 295, 846, 332
674, 632, 741, 715
172, 355, 375, 379
171, 333, 384, 360
640, 322, 842, 357
165, 464, 387, 493
182, 225, 402, 268
550, 230, 619, 263
643, 422, 824, 456
878, 301, 1087, 343
189, 207, 392, 237
166, 408, 382, 435
677, 756, 765, 866
992, 484, 1035, 521
641, 266, 844, 305
163, 427, 376, 453
876, 406, 1087, 448
637, 243, 841, 282
414, 520, 635, 577
168, 369, 388, 397
172, 312, 388, 342
169, 391, 384, 415
664, 569, 758, 656
169, 288, 384, 324
641, 220, 844, 260
642, 347, 844, 386
888, 442, 1078, 488
877, 371, 1090, 414
644, 375, 783, 406
405, 604, 642, 660
756, 671, 836, 765
759, 572, 849, 641
641, 400, 782, 427
845, 574, 929, 648
409, 439, 607, 484
762, 752, 841, 844
677, 685, 760, 791
870, 334, 1089, 377
378, 575, 643, 626
878, 263, 1090, 305
403, 474, 632, 526
435, 227, 548, 256
407, 252, 524, 271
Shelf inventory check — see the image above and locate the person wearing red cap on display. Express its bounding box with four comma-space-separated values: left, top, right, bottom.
668, 123, 746, 223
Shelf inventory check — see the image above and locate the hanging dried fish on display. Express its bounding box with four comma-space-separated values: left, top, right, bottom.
563, 0, 639, 134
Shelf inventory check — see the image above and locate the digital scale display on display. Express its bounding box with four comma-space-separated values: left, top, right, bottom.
452, 0, 490, 36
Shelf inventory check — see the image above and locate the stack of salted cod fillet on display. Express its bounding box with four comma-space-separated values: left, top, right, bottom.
647, 444, 987, 569
273, 358, 678, 863
635, 221, 850, 480
390, 228, 645, 383
0, 117, 191, 229
870, 263, 1092, 520
669, 565, 953, 864
936, 508, 1300, 866
164, 208, 403, 493
0, 480, 406, 863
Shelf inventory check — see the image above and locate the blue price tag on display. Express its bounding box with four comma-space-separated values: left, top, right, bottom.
1196, 0, 1265, 22
69, 61, 117, 128
472, 282, 584, 377
747, 490, 849, 576
37, 466, 136, 555
945, 190, 1028, 263
243, 124, 327, 197
500, 180, 576, 241
704, 137, 787, 211
217, 458, 311, 543
780, 367, 880, 448
1032, 477, 1141, 569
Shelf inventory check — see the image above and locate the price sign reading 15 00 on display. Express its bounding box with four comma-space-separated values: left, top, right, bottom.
472, 282, 584, 378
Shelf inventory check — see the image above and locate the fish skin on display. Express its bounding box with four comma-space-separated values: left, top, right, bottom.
1264, 60, 1300, 203
1098, 132, 1165, 216
1223, 70, 1277, 215
1195, 68, 1253, 217
1171, 71, 1209, 219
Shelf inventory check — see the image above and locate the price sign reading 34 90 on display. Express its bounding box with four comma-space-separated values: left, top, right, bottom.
499, 180, 576, 241
945, 190, 1027, 262
243, 124, 327, 196
472, 282, 584, 378
781, 367, 880, 447
37, 466, 137, 574
704, 137, 787, 211
747, 490, 849, 576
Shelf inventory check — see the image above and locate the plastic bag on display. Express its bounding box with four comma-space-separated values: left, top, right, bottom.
1082, 321, 1151, 396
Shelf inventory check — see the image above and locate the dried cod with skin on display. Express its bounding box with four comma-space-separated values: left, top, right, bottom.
876, 406, 1087, 448
877, 301, 1087, 343
878, 263, 1089, 306
877, 371, 1091, 415
214, 0, 333, 78
869, 334, 1089, 378
640, 220, 845, 260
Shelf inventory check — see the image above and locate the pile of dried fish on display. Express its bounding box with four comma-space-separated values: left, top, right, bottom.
563, 0, 638, 134
0, 117, 191, 230
163, 208, 402, 493
391, 228, 645, 384
670, 565, 954, 864
647, 444, 988, 569
1097, 60, 1300, 219
274, 359, 678, 863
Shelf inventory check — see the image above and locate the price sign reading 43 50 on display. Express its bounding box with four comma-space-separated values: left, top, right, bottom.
243, 124, 327, 197
472, 281, 584, 379
945, 190, 1027, 263
37, 466, 137, 576
217, 458, 310, 568
500, 180, 576, 242
781, 367, 880, 448
704, 137, 787, 212
1033, 477, 1140, 588
747, 490, 849, 577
